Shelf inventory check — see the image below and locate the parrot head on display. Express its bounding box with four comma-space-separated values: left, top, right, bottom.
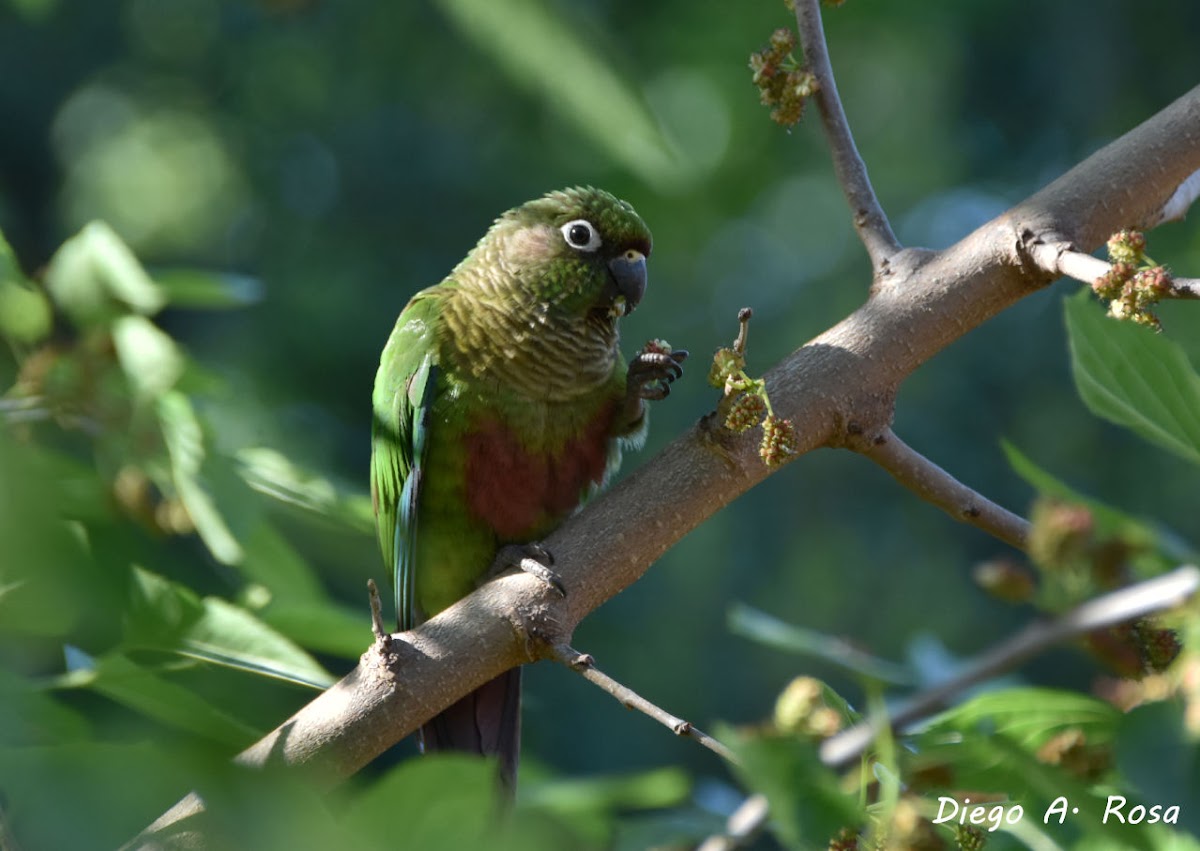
481, 186, 653, 323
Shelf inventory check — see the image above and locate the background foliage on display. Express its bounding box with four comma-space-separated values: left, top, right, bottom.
2, 0, 1199, 848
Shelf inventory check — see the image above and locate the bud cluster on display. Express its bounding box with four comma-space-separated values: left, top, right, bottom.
710, 339, 798, 467
1016, 497, 1185, 679
749, 28, 818, 127
1093, 230, 1173, 329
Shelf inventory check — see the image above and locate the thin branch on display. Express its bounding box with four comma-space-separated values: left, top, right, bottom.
549, 644, 737, 764
819, 564, 1200, 769
1029, 241, 1200, 298
696, 794, 770, 851
860, 429, 1030, 551
793, 0, 901, 270
366, 578, 390, 645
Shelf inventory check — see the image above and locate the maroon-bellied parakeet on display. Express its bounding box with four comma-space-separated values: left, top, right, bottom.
371, 186, 686, 787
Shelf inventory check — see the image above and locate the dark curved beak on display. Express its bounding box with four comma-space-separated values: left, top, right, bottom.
607, 250, 647, 313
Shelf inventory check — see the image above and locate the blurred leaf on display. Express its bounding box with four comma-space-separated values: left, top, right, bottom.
112, 314, 185, 401
433, 0, 686, 190
0, 741, 214, 850
723, 727, 859, 850
237, 447, 375, 533
158, 390, 244, 564
57, 652, 260, 747
1066, 289, 1200, 465
239, 519, 329, 605
522, 766, 690, 846
1114, 700, 1200, 836
44, 221, 166, 326
125, 567, 335, 688
0, 667, 91, 746
342, 755, 499, 851
1002, 441, 1194, 564
913, 688, 1167, 850
192, 760, 346, 851
729, 602, 915, 685
261, 601, 371, 659
613, 809, 727, 851
153, 268, 264, 309
0, 231, 52, 344
922, 687, 1119, 748
0, 431, 89, 637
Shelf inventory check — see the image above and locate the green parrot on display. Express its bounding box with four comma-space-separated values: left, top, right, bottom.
370, 186, 686, 787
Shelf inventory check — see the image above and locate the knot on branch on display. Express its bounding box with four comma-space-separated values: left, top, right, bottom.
511, 595, 571, 663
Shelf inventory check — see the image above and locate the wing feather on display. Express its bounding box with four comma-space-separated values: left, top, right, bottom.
370, 292, 440, 631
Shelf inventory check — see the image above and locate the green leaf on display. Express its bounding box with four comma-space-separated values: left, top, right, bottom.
237, 446, 377, 533
1114, 701, 1200, 837
0, 741, 216, 850
57, 652, 260, 747
0, 231, 52, 344
261, 601, 372, 659
125, 567, 335, 688
0, 667, 91, 746
343, 755, 499, 851
112, 314, 185, 401
433, 0, 686, 190
157, 390, 244, 564
0, 431, 90, 637
153, 267, 264, 309
922, 687, 1119, 748
521, 766, 691, 847
1002, 441, 1194, 564
1065, 289, 1200, 465
722, 727, 859, 850
44, 221, 166, 326
729, 602, 915, 685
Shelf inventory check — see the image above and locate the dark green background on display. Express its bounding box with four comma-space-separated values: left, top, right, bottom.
2, 0, 1199, 844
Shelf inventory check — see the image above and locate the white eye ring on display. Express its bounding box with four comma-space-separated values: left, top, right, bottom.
560, 219, 602, 252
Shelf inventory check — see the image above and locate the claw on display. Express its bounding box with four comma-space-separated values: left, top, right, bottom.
487, 542, 566, 597
629, 348, 688, 401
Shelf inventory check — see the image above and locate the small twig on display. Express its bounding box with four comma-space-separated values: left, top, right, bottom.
733, 307, 752, 355
549, 644, 737, 764
696, 793, 770, 851
366, 578, 391, 645
820, 564, 1200, 768
793, 0, 901, 270
861, 429, 1030, 551
1030, 241, 1200, 299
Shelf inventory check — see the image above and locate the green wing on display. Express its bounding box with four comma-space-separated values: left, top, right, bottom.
371, 291, 441, 631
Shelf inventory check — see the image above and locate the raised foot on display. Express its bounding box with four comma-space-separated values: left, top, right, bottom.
628, 348, 688, 401
486, 542, 566, 597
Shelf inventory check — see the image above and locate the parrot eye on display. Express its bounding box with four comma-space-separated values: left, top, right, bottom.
561, 219, 602, 252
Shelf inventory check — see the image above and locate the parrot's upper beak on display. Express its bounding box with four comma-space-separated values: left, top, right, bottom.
607, 250, 647, 315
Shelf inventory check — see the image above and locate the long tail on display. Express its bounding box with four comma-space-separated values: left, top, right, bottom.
420, 668, 521, 790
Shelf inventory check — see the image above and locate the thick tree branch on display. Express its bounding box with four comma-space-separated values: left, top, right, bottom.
138, 84, 1200, 843
793, 0, 901, 271
859, 428, 1030, 550
819, 565, 1200, 769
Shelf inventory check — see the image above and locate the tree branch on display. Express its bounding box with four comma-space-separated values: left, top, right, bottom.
696, 794, 770, 851
136, 83, 1200, 843
793, 0, 901, 271
858, 428, 1030, 550
549, 645, 736, 763
1028, 240, 1200, 298
819, 564, 1200, 769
